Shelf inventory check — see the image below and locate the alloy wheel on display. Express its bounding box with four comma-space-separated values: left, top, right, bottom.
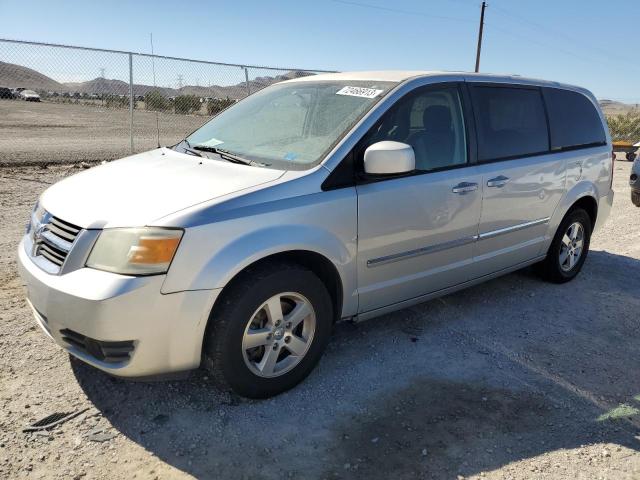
242, 292, 316, 378
559, 221, 584, 272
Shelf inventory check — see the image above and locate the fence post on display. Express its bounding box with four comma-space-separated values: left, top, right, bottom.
128, 53, 134, 154
244, 66, 251, 96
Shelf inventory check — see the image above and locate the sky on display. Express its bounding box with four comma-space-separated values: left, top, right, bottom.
0, 0, 638, 101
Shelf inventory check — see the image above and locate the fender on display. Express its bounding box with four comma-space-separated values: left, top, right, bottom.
197, 224, 351, 289
543, 179, 599, 251
162, 222, 358, 316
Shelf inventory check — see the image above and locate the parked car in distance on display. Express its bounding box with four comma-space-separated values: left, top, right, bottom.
631, 156, 640, 206
18, 71, 614, 398
20, 90, 41, 102
0, 86, 14, 99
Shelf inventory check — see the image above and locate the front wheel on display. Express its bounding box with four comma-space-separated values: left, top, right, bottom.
202, 261, 333, 398
537, 208, 592, 283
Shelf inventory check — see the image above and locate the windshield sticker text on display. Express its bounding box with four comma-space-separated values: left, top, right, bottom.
336, 86, 383, 99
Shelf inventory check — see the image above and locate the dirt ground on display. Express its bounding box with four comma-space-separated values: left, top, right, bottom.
0, 160, 639, 480
0, 100, 206, 165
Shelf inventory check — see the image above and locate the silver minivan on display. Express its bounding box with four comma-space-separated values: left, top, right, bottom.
18, 71, 614, 398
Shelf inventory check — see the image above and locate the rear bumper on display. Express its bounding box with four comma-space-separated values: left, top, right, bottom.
631, 171, 640, 206
17, 237, 219, 377
594, 189, 614, 231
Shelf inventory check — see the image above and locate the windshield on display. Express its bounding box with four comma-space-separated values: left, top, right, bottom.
185, 80, 396, 169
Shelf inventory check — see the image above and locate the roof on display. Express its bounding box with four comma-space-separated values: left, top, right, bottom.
283, 70, 590, 95
285, 71, 435, 83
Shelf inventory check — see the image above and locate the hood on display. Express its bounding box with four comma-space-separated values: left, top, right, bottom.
40, 148, 285, 228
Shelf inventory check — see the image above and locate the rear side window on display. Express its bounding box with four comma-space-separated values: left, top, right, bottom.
470, 86, 549, 161
543, 88, 606, 150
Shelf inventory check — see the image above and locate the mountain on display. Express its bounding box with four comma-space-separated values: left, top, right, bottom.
0, 61, 68, 91
64, 77, 175, 97
64, 70, 314, 99
0, 61, 315, 99
599, 99, 639, 116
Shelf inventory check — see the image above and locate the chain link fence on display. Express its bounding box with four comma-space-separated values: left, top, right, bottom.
0, 39, 335, 165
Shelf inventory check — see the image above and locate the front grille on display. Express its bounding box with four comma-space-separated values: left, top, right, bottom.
47, 216, 81, 243
60, 329, 135, 364
33, 216, 81, 268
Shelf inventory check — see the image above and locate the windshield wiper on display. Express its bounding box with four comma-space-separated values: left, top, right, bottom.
183, 147, 204, 157
192, 145, 270, 167
176, 139, 204, 158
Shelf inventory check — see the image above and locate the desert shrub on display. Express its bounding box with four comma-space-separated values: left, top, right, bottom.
607, 112, 640, 142
174, 95, 201, 114
145, 90, 170, 111
207, 97, 235, 116
104, 95, 128, 108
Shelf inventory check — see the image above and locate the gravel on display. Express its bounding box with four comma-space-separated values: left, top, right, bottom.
0, 100, 205, 165
0, 160, 639, 479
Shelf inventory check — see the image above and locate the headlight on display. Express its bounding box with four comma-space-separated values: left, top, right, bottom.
27, 200, 45, 234
86, 227, 183, 275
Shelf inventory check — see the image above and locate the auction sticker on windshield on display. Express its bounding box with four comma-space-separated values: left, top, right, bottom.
199, 138, 225, 147
336, 86, 383, 98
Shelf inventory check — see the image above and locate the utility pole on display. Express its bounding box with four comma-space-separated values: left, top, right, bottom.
474, 1, 486, 73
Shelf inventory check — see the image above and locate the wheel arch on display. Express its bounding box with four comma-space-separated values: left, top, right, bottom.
207, 247, 345, 326
200, 249, 346, 366
548, 181, 599, 236
570, 195, 598, 229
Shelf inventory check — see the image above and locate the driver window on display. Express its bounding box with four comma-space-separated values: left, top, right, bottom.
367, 86, 467, 171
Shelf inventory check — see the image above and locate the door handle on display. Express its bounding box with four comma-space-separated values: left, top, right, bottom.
452, 182, 478, 194
487, 175, 510, 188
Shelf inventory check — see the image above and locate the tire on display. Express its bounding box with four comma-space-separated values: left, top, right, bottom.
202, 261, 333, 398
627, 152, 637, 162
537, 208, 592, 283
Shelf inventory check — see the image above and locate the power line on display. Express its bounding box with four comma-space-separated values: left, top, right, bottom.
485, 22, 640, 74
489, 4, 634, 66
330, 0, 476, 23
331, 0, 640, 76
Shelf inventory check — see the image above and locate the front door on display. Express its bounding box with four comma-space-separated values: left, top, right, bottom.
356, 84, 482, 313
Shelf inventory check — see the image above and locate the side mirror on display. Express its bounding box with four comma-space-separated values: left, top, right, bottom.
363, 141, 415, 175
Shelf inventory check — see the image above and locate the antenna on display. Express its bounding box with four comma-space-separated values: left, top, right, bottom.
150, 33, 160, 148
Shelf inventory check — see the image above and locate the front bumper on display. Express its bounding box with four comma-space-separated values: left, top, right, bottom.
17, 237, 219, 377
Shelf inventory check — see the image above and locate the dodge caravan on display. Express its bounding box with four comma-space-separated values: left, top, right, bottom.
18, 71, 614, 398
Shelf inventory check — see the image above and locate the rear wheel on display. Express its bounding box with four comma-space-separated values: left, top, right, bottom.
202, 261, 333, 398
537, 208, 592, 283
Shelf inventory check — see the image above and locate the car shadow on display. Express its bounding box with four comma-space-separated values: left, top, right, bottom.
72, 249, 640, 479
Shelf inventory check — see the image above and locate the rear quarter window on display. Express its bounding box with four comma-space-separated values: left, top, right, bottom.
543, 88, 606, 150
470, 86, 549, 161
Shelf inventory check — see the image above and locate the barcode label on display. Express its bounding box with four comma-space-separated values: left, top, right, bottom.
336, 86, 383, 99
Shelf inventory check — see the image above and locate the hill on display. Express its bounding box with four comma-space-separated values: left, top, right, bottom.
0, 61, 314, 100
64, 77, 175, 97
0, 61, 68, 91
599, 99, 640, 116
